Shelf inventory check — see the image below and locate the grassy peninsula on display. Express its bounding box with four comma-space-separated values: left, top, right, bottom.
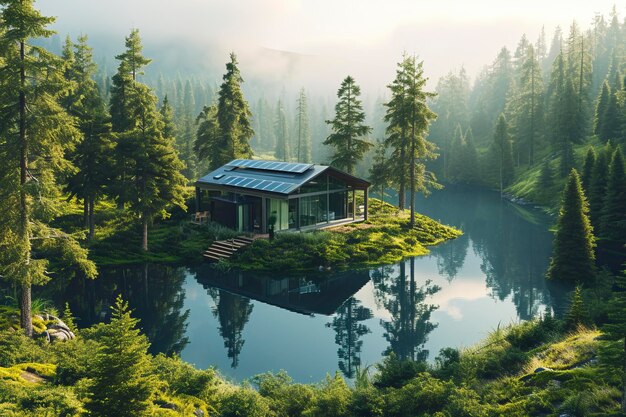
223, 198, 461, 272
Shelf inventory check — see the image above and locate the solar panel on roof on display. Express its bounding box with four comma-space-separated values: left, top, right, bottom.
225, 159, 313, 174
219, 175, 293, 194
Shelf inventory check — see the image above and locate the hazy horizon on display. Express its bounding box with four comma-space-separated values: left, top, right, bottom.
39, 0, 623, 96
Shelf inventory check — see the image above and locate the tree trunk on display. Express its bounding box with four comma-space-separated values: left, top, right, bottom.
20, 282, 32, 337
399, 137, 406, 210
88, 195, 95, 242
19, 39, 33, 337
83, 198, 89, 228
141, 215, 149, 252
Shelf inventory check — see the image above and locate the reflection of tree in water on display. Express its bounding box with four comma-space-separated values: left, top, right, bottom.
471, 199, 554, 320
37, 264, 191, 356
374, 258, 440, 362
327, 297, 372, 379
208, 289, 253, 368
431, 234, 469, 282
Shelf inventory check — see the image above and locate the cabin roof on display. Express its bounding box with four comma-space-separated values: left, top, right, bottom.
195, 159, 370, 196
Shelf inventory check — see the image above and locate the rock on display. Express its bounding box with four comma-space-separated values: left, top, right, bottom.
534, 367, 553, 373
194, 409, 204, 417
160, 402, 179, 411
49, 322, 72, 334
50, 331, 69, 341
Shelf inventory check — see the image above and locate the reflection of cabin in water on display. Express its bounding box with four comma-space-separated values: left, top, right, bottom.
194, 264, 371, 316
194, 159, 370, 233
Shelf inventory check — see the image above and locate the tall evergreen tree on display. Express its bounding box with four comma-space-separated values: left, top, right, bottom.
588, 149, 609, 231
194, 53, 254, 170
109, 31, 186, 251
491, 114, 515, 196
325, 76, 373, 175
85, 295, 156, 416
581, 147, 596, 194
62, 35, 114, 242
295, 88, 312, 163
109, 29, 152, 208
369, 139, 391, 204
546, 169, 596, 283
0, 0, 97, 336
594, 80, 610, 138
599, 147, 626, 241
510, 44, 544, 165
274, 99, 290, 161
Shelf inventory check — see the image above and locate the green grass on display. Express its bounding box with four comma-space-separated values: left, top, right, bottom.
225, 198, 461, 272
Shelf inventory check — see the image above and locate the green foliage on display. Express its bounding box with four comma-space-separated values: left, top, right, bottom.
565, 286, 590, 330
547, 169, 596, 283
325, 75, 373, 175
219, 386, 271, 417
82, 295, 157, 417
195, 53, 254, 170
599, 146, 626, 241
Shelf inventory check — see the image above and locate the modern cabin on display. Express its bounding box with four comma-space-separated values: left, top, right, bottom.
194, 159, 370, 234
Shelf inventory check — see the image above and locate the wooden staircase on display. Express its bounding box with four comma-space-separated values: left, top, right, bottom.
203, 236, 255, 262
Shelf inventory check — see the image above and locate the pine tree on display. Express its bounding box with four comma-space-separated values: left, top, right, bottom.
109, 29, 153, 208
124, 83, 187, 251
594, 80, 610, 138
109, 31, 186, 251
274, 99, 290, 161
599, 71, 622, 142
0, 0, 97, 336
85, 295, 156, 416
547, 169, 596, 283
599, 147, 626, 241
325, 76, 373, 175
581, 147, 596, 194
194, 53, 254, 170
565, 285, 589, 330
369, 139, 391, 204
491, 114, 515, 196
511, 44, 544, 166
461, 128, 480, 184
588, 149, 609, 231
62, 35, 114, 242
602, 272, 626, 413
295, 88, 312, 163
447, 125, 465, 183
178, 80, 197, 179
537, 159, 554, 200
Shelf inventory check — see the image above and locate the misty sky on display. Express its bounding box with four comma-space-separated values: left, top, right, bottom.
39, 0, 622, 95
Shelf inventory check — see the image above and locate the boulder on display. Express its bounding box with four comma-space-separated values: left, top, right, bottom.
194, 409, 204, 417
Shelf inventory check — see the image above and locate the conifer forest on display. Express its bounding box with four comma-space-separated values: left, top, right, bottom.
1, 1, 626, 416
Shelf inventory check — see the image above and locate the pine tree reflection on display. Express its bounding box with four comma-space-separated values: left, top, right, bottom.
208, 288, 253, 368
327, 297, 372, 378
376, 258, 440, 361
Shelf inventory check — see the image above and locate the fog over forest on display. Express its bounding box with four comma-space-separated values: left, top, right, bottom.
39, 0, 620, 96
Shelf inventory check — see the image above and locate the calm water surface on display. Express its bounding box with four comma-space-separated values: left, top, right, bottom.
35, 187, 570, 382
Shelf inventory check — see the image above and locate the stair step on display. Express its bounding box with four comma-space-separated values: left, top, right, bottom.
215, 240, 246, 248
202, 253, 223, 261
211, 243, 239, 253
205, 247, 233, 257
204, 251, 231, 259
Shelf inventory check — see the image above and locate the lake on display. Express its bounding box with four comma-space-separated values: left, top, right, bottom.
32, 186, 569, 383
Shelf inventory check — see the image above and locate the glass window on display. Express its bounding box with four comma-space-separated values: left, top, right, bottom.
329, 175, 347, 190
268, 199, 289, 231
329, 191, 347, 220
299, 195, 328, 226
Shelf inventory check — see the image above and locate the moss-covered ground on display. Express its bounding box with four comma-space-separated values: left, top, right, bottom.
224, 198, 462, 272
